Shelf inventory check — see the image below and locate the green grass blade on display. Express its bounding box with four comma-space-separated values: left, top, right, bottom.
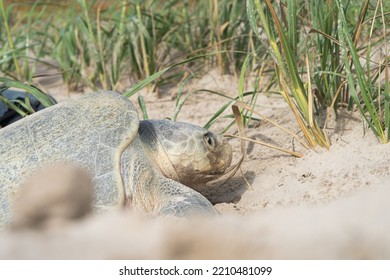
0, 0, 22, 78
137, 95, 149, 120
336, 0, 386, 142
123, 52, 224, 98
0, 77, 56, 108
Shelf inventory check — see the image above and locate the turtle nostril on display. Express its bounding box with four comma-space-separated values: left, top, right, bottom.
203, 132, 216, 150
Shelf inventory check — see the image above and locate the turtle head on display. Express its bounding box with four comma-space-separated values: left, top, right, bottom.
138, 120, 232, 187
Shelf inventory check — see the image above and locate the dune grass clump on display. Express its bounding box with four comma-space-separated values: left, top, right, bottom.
1, 0, 389, 146
247, 0, 390, 145
0, 0, 253, 89
0, 0, 254, 119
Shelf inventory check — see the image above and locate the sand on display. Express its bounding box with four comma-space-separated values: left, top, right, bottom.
0, 70, 389, 259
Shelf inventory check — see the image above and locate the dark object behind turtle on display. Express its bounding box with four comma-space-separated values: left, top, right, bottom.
0, 89, 56, 127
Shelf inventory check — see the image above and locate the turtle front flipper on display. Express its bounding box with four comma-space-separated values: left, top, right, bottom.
152, 177, 218, 217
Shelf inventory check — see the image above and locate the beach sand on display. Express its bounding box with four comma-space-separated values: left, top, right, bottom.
1, 70, 389, 259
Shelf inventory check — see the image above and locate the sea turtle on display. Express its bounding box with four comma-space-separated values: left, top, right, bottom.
0, 91, 232, 226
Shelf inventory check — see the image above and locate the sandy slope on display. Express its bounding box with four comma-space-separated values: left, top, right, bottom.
0, 70, 389, 259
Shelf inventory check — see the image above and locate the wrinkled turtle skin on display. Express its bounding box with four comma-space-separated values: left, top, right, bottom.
0, 91, 232, 225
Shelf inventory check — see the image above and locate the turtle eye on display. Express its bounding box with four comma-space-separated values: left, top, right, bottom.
203, 132, 216, 150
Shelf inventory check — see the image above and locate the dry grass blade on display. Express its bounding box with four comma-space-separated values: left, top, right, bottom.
232, 103, 247, 157
223, 103, 251, 190
234, 100, 310, 149
225, 134, 303, 158
323, 81, 347, 131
